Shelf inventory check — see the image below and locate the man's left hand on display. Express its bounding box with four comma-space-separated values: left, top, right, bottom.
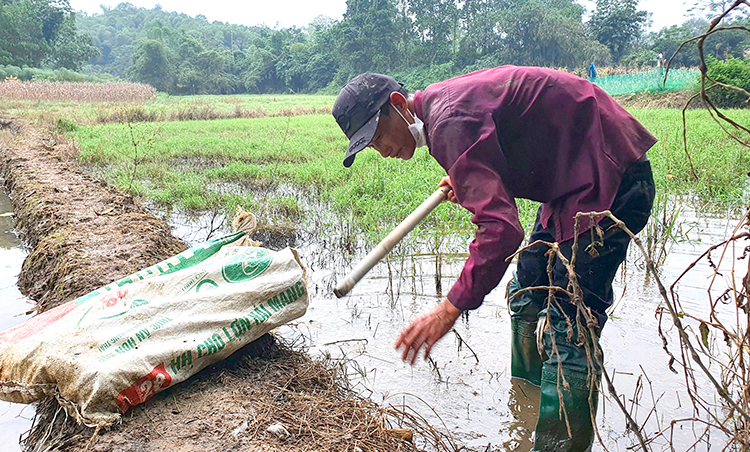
395, 297, 461, 365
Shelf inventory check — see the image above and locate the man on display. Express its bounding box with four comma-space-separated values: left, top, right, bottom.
332, 66, 656, 451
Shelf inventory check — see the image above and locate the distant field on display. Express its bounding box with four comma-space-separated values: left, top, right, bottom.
4, 93, 749, 241
1, 93, 336, 125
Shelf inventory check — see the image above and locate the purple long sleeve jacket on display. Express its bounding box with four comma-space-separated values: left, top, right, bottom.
413, 66, 657, 311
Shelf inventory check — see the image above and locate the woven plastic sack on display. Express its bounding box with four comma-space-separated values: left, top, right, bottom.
0, 229, 308, 426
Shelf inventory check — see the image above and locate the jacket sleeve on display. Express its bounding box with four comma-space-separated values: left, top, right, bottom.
432, 114, 524, 311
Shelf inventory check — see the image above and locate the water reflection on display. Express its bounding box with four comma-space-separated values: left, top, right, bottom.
0, 200, 17, 250
502, 380, 539, 451
0, 189, 34, 451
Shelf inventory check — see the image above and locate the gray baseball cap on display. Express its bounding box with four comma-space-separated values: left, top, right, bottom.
332, 73, 402, 167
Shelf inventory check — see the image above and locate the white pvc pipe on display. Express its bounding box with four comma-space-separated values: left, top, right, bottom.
334, 185, 450, 298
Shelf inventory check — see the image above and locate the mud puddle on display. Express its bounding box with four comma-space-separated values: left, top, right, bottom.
162, 196, 741, 451
0, 188, 34, 451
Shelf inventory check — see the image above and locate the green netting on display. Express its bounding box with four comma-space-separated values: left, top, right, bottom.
588, 68, 699, 96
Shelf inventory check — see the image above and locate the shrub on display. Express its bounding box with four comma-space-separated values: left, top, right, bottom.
55, 118, 78, 133
390, 63, 461, 91
0, 65, 118, 83
705, 56, 750, 108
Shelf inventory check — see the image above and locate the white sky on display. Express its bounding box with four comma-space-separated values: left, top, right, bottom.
68, 0, 693, 32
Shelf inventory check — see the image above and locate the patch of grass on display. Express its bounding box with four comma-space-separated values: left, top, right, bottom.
45, 99, 750, 246
630, 108, 750, 204
69, 113, 481, 241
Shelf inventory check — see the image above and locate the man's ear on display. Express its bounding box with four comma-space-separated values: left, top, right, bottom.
389, 91, 407, 113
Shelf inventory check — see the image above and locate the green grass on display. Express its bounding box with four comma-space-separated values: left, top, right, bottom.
67, 104, 750, 245
9, 93, 749, 246
631, 108, 750, 204
71, 113, 485, 243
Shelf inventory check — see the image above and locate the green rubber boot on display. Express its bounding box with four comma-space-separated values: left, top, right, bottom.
533, 365, 599, 452
508, 273, 544, 386
510, 318, 543, 386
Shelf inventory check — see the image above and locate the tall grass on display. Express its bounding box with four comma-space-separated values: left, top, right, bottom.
0, 81, 156, 102
632, 108, 750, 204
1, 93, 336, 126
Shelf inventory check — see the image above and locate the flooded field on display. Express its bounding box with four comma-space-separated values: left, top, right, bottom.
0, 190, 743, 451
168, 197, 744, 451
0, 188, 34, 451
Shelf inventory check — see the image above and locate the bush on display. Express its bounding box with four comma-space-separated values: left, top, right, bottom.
705, 56, 750, 108
390, 63, 461, 91
55, 118, 78, 133
0, 65, 118, 83
619, 49, 659, 70
0, 65, 22, 79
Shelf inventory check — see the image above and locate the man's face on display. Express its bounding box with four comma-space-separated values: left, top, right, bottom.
368, 104, 416, 161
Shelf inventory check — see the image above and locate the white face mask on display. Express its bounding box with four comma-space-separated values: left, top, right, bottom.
392, 103, 427, 148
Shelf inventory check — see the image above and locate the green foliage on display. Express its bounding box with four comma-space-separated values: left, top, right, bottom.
0, 64, 115, 82
645, 17, 749, 69
705, 55, 750, 108
390, 63, 460, 91
406, 0, 460, 65
126, 39, 171, 92
493, 0, 612, 68
337, 0, 399, 74
618, 48, 658, 69
0, 0, 52, 66
649, 23, 702, 68
0, 0, 98, 70
49, 14, 100, 70
7, 1, 746, 97
69, 0, 655, 95
588, 0, 648, 63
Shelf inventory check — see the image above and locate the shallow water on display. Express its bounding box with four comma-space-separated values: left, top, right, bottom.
0, 192, 742, 451
0, 189, 34, 451
169, 199, 744, 451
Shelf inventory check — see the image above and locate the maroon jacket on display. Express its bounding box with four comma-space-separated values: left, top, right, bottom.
413, 66, 657, 311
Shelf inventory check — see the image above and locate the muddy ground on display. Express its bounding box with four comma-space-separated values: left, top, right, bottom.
0, 118, 420, 452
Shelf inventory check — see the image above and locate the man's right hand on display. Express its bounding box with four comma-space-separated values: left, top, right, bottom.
395, 297, 461, 365
439, 176, 458, 204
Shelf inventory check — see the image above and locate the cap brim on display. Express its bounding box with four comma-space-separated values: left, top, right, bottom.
343, 111, 379, 167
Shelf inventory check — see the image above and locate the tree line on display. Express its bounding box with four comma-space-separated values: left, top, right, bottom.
0, 0, 98, 70
1, 0, 748, 94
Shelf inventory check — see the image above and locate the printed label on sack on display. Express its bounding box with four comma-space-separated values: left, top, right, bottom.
0, 301, 77, 344
166, 280, 308, 377
116, 363, 172, 412
221, 248, 273, 283
97, 317, 174, 362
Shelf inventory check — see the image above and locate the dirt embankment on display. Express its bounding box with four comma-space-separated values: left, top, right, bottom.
0, 119, 185, 311
613, 89, 704, 109
0, 119, 418, 452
